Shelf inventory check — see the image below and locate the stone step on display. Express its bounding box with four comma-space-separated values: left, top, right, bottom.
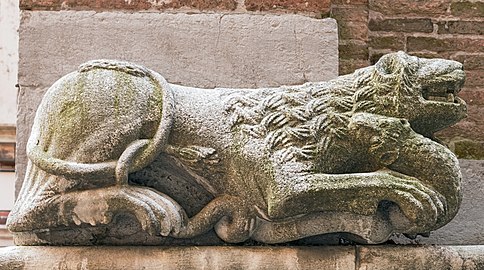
0, 245, 483, 269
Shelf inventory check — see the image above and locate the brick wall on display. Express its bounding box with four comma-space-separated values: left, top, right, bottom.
366, 0, 483, 159
19, 0, 483, 157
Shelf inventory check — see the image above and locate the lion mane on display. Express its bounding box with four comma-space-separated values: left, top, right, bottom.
225, 59, 417, 162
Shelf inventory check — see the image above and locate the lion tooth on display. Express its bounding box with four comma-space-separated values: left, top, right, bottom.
447, 93, 454, 102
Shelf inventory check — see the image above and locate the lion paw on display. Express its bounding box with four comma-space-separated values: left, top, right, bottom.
350, 170, 447, 230
371, 171, 447, 231
63, 185, 185, 236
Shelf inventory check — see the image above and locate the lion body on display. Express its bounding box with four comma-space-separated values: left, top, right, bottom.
8, 52, 467, 244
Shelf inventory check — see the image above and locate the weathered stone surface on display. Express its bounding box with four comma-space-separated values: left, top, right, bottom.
18, 12, 338, 89
16, 11, 338, 195
2, 245, 484, 270
0, 246, 354, 269
357, 245, 484, 270
0, 0, 19, 126
9, 52, 468, 245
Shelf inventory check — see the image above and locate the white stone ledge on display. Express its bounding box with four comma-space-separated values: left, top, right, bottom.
19, 11, 338, 89
1, 245, 484, 269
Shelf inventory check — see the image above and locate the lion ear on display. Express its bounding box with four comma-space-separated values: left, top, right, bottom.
375, 52, 406, 77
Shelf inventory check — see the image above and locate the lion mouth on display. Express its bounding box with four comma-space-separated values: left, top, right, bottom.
421, 69, 465, 104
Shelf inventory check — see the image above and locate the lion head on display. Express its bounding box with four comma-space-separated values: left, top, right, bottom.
356, 51, 466, 136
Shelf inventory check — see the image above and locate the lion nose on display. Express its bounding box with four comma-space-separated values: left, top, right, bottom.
417, 58, 463, 77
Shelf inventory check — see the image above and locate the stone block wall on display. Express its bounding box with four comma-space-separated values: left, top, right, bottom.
19, 0, 484, 158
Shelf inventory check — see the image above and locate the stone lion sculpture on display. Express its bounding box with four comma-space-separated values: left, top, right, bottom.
8, 51, 466, 245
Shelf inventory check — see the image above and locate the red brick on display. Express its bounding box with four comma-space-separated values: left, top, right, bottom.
370, 0, 450, 16
173, 0, 237, 10
339, 41, 368, 60
451, 54, 484, 70
331, 6, 368, 22
369, 35, 405, 50
437, 21, 484, 35
245, 0, 330, 12
451, 1, 484, 17
369, 18, 433, 33
339, 59, 370, 75
0, 142, 15, 162
465, 70, 484, 88
20, 0, 237, 10
0, 126, 15, 171
451, 139, 484, 159
459, 88, 484, 105
331, 0, 368, 5
0, 126, 15, 139
436, 105, 484, 141
338, 21, 368, 41
407, 37, 484, 53
369, 51, 386, 65
407, 51, 453, 60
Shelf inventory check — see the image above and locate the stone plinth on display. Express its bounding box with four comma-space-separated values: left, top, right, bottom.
1, 245, 484, 270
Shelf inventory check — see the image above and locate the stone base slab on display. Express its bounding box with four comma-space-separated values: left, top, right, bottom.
1, 245, 484, 269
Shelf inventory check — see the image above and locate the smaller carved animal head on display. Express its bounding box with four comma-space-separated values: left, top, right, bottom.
348, 112, 414, 168
353, 51, 467, 136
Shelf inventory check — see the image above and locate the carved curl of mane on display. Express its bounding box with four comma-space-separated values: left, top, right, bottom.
225, 60, 418, 161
